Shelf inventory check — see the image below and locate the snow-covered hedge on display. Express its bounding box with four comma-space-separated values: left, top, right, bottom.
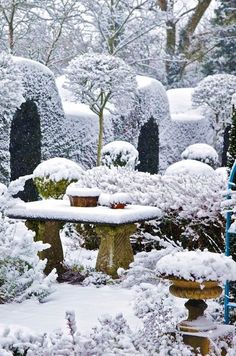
155, 250, 236, 283
76, 166, 225, 220
0, 53, 24, 183
181, 143, 219, 168
101, 141, 139, 169
33, 157, 83, 199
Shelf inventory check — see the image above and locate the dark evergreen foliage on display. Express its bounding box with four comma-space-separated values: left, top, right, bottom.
137, 117, 159, 174
10, 100, 41, 201
202, 0, 236, 76
227, 105, 236, 168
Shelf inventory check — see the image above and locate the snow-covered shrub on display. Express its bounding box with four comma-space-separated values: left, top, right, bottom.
75, 166, 226, 252
101, 141, 139, 169
165, 159, 215, 177
155, 250, 236, 283
0, 52, 24, 183
192, 74, 236, 150
0, 182, 56, 303
181, 143, 219, 168
33, 157, 83, 199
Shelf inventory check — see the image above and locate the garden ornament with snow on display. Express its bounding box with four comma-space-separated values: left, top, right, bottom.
156, 250, 236, 355
66, 184, 101, 207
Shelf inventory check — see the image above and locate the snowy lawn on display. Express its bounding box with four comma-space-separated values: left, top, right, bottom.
0, 284, 142, 334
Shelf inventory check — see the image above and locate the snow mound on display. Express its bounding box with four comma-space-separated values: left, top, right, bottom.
165, 159, 214, 177
66, 185, 101, 197
99, 192, 131, 206
155, 250, 236, 283
181, 143, 219, 168
33, 157, 83, 182
101, 141, 139, 169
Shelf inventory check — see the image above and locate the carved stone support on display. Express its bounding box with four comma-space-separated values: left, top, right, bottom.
95, 224, 136, 278
26, 220, 65, 277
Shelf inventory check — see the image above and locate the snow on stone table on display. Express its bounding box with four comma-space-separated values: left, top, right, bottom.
0, 284, 141, 334
7, 200, 161, 278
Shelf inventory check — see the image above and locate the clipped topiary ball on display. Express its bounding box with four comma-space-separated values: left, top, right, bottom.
101, 140, 139, 170
181, 143, 219, 168
33, 157, 84, 199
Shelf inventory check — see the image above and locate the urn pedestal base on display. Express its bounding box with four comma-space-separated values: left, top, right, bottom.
178, 325, 234, 355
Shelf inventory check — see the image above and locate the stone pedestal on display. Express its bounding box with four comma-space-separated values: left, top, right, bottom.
26, 220, 65, 277
95, 224, 136, 278
181, 325, 234, 355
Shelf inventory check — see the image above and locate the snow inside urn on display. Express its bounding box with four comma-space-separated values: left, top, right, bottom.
66, 184, 101, 207
99, 192, 132, 209
155, 250, 236, 284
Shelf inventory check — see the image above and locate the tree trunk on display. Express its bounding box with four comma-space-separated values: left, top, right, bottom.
96, 110, 104, 166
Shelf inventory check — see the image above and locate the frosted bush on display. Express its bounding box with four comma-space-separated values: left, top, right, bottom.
181, 143, 219, 168
33, 157, 84, 199
165, 159, 214, 177
0, 182, 56, 303
101, 141, 139, 169
76, 166, 225, 220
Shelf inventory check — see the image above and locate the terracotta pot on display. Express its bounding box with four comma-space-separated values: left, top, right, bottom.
110, 203, 126, 209
68, 195, 99, 207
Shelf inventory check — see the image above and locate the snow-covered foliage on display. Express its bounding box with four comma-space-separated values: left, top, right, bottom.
192, 74, 236, 149
181, 143, 219, 168
33, 157, 83, 182
0, 296, 192, 356
65, 53, 137, 164
13, 57, 67, 161
0, 52, 24, 183
155, 250, 236, 283
76, 166, 225, 221
165, 159, 215, 177
0, 182, 56, 303
33, 157, 83, 199
65, 53, 137, 115
101, 141, 139, 169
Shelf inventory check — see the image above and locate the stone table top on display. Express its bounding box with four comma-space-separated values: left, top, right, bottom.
6, 199, 162, 226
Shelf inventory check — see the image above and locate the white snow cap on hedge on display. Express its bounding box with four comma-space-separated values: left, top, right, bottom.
165, 159, 214, 177
33, 157, 83, 182
155, 250, 236, 283
181, 143, 219, 167
66, 183, 101, 197
101, 141, 139, 169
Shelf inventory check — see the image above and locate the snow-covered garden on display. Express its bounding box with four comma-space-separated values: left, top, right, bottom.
0, 1, 236, 355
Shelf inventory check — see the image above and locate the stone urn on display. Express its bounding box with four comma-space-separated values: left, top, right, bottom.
66, 185, 101, 207
167, 277, 222, 333
155, 250, 236, 333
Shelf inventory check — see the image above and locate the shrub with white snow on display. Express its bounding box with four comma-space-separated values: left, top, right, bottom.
0, 183, 56, 303
165, 159, 214, 177
33, 157, 84, 199
155, 250, 236, 283
101, 141, 139, 170
181, 143, 219, 168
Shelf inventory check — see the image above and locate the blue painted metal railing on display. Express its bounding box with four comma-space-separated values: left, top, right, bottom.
224, 161, 236, 324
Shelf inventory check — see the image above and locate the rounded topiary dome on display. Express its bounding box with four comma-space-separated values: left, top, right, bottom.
165, 159, 214, 177
101, 141, 139, 170
181, 143, 219, 168
33, 157, 83, 199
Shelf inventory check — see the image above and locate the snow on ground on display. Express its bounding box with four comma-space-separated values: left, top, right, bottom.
0, 284, 141, 334
167, 87, 204, 122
